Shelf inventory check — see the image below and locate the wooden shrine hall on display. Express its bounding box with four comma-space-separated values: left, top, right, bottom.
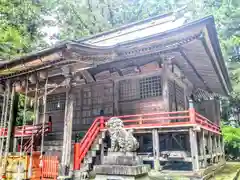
0, 12, 231, 179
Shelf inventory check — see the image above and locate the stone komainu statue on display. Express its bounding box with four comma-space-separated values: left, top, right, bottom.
106, 117, 139, 152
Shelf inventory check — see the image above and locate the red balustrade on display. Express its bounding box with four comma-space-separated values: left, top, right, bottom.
0, 122, 52, 138
42, 155, 59, 180
73, 117, 104, 170
73, 109, 221, 170
106, 110, 191, 128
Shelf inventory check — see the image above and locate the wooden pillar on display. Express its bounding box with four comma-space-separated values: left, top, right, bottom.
162, 63, 169, 111
0, 89, 7, 160
113, 80, 119, 115
199, 130, 206, 168
34, 80, 40, 124
213, 134, 217, 163
152, 129, 161, 171
61, 76, 73, 176
221, 135, 225, 161
5, 83, 15, 153
139, 136, 144, 152
217, 135, 220, 153
217, 135, 221, 162
207, 132, 213, 164
10, 90, 19, 152
100, 141, 105, 164
66, 91, 74, 167
2, 83, 15, 175
189, 128, 199, 172
13, 138, 18, 152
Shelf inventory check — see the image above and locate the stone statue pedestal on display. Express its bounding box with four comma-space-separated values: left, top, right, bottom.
94, 152, 150, 180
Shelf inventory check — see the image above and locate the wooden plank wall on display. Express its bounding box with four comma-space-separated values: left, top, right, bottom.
118, 75, 165, 115
195, 100, 221, 124
38, 62, 191, 132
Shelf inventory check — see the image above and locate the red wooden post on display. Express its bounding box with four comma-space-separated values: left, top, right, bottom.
73, 143, 81, 170
48, 121, 52, 133
189, 99, 196, 123
100, 116, 105, 129
139, 115, 143, 125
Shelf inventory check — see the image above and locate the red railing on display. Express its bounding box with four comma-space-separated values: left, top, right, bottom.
42, 155, 59, 180
0, 122, 52, 138
73, 117, 104, 170
195, 112, 220, 133
73, 109, 221, 170
22, 125, 50, 152
107, 110, 191, 128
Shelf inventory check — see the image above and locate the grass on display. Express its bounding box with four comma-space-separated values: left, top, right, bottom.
209, 162, 240, 180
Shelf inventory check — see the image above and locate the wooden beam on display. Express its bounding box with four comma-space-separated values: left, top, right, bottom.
189, 128, 199, 172
81, 70, 95, 83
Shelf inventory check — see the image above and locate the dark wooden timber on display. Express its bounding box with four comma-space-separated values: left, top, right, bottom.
179, 47, 212, 92
200, 36, 229, 95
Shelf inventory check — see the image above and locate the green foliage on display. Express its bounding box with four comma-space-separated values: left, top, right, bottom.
222, 125, 240, 158
15, 94, 35, 126
0, 0, 48, 59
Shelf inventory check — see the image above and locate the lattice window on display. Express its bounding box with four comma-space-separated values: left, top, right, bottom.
81, 83, 114, 125
103, 86, 113, 102
82, 117, 93, 125
119, 79, 138, 101
168, 80, 175, 107
140, 76, 162, 99
175, 83, 185, 109
82, 88, 92, 106
39, 93, 66, 113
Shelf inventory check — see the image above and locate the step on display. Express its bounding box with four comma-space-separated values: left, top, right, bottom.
91, 144, 100, 151
45, 131, 86, 141
73, 170, 89, 179
43, 140, 75, 147
42, 145, 63, 151
84, 156, 93, 164
44, 140, 63, 146
87, 150, 97, 157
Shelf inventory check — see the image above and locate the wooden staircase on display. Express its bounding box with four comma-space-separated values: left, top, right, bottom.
73, 131, 106, 179
19, 122, 52, 152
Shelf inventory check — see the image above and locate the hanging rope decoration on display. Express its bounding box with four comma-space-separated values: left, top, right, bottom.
19, 77, 29, 156
2, 82, 15, 176
39, 76, 48, 169
16, 77, 29, 179
28, 77, 39, 178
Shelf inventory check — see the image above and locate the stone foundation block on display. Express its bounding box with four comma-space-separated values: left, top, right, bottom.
94, 164, 150, 176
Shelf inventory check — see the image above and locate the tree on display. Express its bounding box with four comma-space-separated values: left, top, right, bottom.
222, 125, 240, 159
0, 1, 49, 125
0, 0, 48, 59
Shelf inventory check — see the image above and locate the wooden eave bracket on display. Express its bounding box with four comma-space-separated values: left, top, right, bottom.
81, 70, 95, 83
